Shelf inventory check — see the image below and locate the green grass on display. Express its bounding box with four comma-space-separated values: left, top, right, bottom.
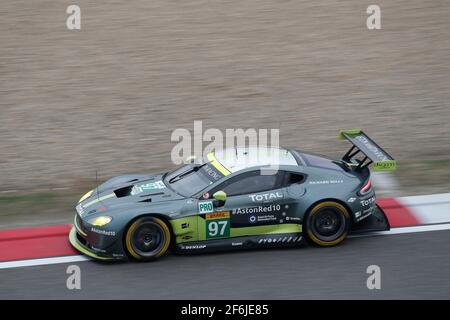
425, 159, 450, 168
0, 193, 58, 204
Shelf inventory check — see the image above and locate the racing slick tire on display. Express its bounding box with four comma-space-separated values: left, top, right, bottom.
305, 201, 350, 247
125, 216, 171, 261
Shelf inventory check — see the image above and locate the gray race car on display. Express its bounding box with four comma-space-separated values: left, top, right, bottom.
69, 129, 396, 261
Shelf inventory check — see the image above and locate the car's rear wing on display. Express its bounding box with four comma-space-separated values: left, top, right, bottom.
339, 129, 396, 171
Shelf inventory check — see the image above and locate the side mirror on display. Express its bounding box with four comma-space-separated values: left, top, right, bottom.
213, 191, 227, 207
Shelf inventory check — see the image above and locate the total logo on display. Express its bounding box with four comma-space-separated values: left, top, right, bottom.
360, 196, 376, 207
249, 191, 283, 202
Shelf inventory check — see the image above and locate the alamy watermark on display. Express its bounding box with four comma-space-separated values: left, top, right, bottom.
366, 265, 381, 290
66, 265, 81, 290
171, 121, 281, 174
367, 5, 381, 30
66, 5, 81, 30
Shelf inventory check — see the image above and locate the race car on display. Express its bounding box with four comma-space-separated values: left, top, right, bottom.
69, 129, 396, 261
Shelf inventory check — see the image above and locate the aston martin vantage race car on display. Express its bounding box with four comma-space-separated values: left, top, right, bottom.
69, 129, 396, 261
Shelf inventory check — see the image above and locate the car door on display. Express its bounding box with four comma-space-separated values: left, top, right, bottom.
279, 171, 307, 223
199, 170, 289, 240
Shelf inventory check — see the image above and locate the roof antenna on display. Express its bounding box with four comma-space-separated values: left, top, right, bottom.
95, 170, 100, 202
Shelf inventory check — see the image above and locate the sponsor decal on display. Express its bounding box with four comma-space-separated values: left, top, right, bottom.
357, 212, 373, 221
249, 191, 283, 202
348, 197, 357, 203
90, 246, 107, 253
309, 180, 344, 185
232, 242, 243, 246
257, 236, 303, 244
232, 204, 281, 215
198, 201, 214, 214
257, 214, 277, 222
181, 222, 190, 229
373, 160, 396, 172
247, 213, 278, 223
90, 228, 116, 236
202, 164, 223, 181
131, 180, 166, 195
360, 196, 376, 207
205, 211, 230, 239
205, 211, 230, 220
180, 244, 207, 250
363, 207, 374, 214
356, 207, 375, 221
355, 135, 389, 161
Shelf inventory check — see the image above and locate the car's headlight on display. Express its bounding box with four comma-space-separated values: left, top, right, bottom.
79, 190, 93, 203
88, 216, 112, 226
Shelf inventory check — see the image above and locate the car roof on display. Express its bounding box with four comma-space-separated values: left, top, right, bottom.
208, 147, 298, 174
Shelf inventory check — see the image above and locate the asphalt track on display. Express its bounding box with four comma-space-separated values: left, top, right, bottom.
1, 229, 450, 299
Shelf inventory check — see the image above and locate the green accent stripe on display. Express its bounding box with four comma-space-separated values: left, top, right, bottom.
170, 216, 202, 244
230, 224, 302, 237
171, 214, 303, 244
83, 193, 115, 208
373, 160, 397, 172
339, 128, 361, 139
207, 152, 231, 176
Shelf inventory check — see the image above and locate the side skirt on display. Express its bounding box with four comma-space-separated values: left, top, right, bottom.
173, 232, 303, 254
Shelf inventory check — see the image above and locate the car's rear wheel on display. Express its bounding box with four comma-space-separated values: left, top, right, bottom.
305, 201, 350, 247
125, 217, 171, 261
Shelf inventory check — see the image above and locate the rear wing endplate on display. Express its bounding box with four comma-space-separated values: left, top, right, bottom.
339, 129, 396, 171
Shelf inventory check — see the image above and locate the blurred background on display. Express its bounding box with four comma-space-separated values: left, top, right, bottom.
1, 0, 449, 228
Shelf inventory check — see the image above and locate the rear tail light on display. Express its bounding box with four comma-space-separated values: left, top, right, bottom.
359, 180, 372, 195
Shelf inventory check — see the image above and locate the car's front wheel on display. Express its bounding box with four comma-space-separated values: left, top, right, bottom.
305, 201, 350, 247
125, 216, 171, 261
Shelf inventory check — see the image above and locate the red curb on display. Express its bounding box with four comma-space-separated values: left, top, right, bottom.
0, 224, 72, 242
377, 198, 422, 227
0, 224, 77, 262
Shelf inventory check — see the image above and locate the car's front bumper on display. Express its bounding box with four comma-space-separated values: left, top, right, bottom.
69, 215, 127, 260
69, 226, 115, 260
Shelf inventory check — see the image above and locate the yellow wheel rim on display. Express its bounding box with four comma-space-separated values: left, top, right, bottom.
306, 202, 349, 247
125, 217, 171, 260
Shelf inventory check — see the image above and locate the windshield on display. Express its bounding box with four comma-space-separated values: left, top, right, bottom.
164, 162, 224, 197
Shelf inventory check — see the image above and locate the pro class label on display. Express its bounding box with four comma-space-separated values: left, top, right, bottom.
198, 201, 214, 214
